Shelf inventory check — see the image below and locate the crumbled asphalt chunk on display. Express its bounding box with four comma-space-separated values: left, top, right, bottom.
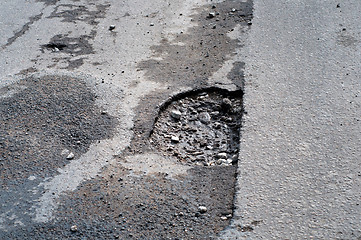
170, 110, 182, 120
66, 152, 75, 160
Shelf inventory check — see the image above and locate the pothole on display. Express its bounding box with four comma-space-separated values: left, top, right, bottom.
150, 88, 243, 167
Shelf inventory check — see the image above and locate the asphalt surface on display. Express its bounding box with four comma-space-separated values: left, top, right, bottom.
1, 0, 360, 239
1, 0, 252, 239
220, 0, 361, 239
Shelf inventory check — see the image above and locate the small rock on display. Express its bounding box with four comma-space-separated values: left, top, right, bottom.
198, 112, 211, 124
221, 98, 232, 112
208, 12, 216, 18
198, 206, 207, 213
170, 110, 182, 120
221, 216, 228, 220
231, 8, 236, 12
70, 225, 78, 232
216, 152, 227, 159
66, 152, 75, 160
171, 136, 180, 143
109, 25, 116, 31
150, 23, 154, 26
28, 176, 36, 181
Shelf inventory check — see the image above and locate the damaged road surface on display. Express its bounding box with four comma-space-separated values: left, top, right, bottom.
2, 0, 360, 239
1, 0, 252, 239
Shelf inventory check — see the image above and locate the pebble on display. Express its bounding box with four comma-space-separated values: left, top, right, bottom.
170, 110, 182, 120
70, 225, 78, 232
216, 152, 227, 159
28, 176, 36, 181
209, 12, 216, 18
198, 206, 207, 213
221, 98, 232, 112
221, 216, 228, 220
171, 136, 180, 143
150, 23, 154, 26
198, 112, 211, 124
109, 25, 115, 31
66, 152, 74, 160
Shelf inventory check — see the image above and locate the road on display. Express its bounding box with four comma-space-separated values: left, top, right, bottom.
1, 0, 360, 239
220, 0, 361, 239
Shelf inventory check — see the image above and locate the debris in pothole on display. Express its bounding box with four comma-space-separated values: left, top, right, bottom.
151, 89, 242, 166
70, 225, 78, 232
170, 110, 182, 120
198, 206, 207, 213
66, 152, 75, 160
208, 12, 216, 18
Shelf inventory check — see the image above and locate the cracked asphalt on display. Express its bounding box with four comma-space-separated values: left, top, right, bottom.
1, 0, 360, 239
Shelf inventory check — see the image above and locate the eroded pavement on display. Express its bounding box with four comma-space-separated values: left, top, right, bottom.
0, 0, 253, 238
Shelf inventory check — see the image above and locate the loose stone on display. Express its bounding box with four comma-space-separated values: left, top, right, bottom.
216, 152, 227, 159
109, 25, 115, 31
170, 110, 182, 120
208, 12, 216, 18
198, 206, 207, 213
70, 225, 78, 232
171, 136, 180, 143
66, 152, 75, 160
221, 98, 232, 112
199, 112, 211, 124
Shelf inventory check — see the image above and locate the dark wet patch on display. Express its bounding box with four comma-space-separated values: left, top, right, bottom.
151, 88, 243, 167
337, 32, 359, 47
35, 0, 59, 6
41, 31, 95, 69
0, 75, 117, 185
132, 0, 252, 151
4, 163, 237, 239
1, 13, 43, 50
48, 3, 110, 25
137, 0, 252, 87
39, 2, 110, 69
41, 31, 95, 55
227, 61, 245, 90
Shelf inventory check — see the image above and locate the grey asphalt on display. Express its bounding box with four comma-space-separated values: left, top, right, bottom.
0, 0, 360, 239
220, 0, 361, 239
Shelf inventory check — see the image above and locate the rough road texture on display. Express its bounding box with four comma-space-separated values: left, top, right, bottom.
151, 89, 243, 167
0, 0, 253, 239
220, 0, 361, 239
